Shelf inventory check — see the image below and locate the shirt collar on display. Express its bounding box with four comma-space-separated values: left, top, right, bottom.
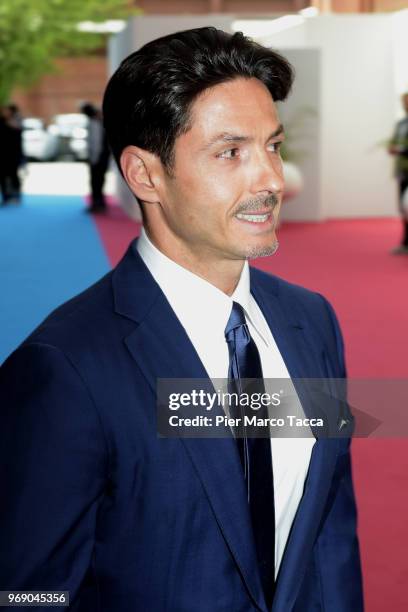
136, 227, 256, 338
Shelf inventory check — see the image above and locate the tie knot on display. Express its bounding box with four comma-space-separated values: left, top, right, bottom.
225, 301, 247, 339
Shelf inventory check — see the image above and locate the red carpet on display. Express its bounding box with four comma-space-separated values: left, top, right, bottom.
86, 197, 141, 265
256, 218, 408, 612
94, 208, 408, 611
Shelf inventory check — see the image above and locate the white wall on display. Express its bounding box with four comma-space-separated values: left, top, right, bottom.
278, 48, 322, 222
108, 12, 407, 220
391, 9, 408, 115
245, 14, 401, 219
307, 15, 396, 219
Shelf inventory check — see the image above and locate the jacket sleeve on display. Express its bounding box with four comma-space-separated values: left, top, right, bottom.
313, 447, 364, 611
314, 295, 364, 611
0, 343, 108, 609
318, 293, 347, 378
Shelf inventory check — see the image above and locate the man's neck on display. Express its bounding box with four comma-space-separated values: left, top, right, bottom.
142, 226, 245, 296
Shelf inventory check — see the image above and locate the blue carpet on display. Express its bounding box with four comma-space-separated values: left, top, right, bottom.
0, 195, 110, 364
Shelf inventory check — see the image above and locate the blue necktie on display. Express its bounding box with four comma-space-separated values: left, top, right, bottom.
225, 301, 275, 609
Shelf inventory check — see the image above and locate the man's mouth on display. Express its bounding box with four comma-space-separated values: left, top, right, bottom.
235, 210, 272, 223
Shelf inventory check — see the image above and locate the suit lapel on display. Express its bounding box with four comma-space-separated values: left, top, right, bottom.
250, 270, 341, 611
112, 243, 269, 612
250, 270, 325, 382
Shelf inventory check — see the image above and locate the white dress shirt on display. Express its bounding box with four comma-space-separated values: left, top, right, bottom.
136, 227, 316, 576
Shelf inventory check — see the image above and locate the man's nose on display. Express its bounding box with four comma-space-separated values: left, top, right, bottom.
249, 150, 284, 196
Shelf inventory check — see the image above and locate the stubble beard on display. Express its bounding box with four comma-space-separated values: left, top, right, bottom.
244, 239, 279, 260
233, 193, 280, 260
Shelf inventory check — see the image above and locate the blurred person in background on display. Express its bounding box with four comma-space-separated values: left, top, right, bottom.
7, 103, 23, 130
0, 104, 23, 205
388, 92, 408, 254
80, 102, 110, 214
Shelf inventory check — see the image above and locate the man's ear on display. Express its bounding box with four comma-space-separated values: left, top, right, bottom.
120, 145, 161, 204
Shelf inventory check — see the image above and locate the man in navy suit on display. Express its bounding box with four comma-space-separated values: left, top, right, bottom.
0, 28, 363, 611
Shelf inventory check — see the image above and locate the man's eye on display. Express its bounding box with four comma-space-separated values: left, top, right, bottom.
268, 141, 283, 153
217, 148, 240, 159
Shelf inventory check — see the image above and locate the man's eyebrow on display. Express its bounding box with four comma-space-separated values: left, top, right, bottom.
200, 124, 285, 151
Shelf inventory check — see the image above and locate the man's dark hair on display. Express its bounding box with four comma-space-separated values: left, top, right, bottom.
103, 26, 294, 172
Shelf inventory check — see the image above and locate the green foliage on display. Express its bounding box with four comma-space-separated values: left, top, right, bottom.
0, 0, 138, 104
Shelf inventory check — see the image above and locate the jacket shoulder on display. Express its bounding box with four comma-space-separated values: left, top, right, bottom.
250, 266, 325, 309
21, 271, 117, 353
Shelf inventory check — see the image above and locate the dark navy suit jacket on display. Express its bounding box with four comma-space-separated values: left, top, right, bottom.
0, 240, 363, 611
